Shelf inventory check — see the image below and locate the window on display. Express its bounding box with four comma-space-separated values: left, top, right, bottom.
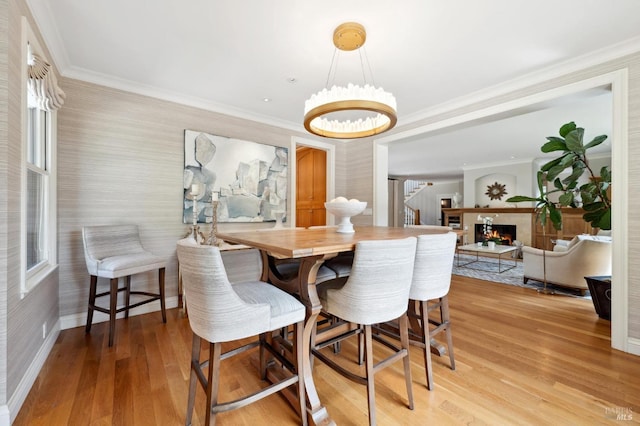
26, 106, 49, 271
21, 17, 63, 295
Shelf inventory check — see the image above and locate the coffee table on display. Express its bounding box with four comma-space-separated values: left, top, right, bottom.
456, 243, 518, 273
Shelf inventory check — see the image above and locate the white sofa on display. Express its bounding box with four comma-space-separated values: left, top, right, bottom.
522, 236, 612, 295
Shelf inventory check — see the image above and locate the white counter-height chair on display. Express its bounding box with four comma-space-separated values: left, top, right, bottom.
82, 224, 166, 347
373, 232, 457, 390
176, 238, 307, 426
313, 237, 417, 426
409, 232, 458, 390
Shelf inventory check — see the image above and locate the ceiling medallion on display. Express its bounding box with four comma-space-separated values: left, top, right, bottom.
485, 182, 508, 200
304, 22, 397, 139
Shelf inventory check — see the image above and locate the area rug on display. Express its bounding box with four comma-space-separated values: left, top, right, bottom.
452, 253, 589, 298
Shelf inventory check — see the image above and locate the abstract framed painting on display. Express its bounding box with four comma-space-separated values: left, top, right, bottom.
183, 130, 288, 223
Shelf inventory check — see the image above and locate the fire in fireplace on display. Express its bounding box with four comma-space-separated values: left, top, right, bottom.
474, 224, 517, 245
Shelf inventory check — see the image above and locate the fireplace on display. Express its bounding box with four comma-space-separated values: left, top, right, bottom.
474, 224, 517, 245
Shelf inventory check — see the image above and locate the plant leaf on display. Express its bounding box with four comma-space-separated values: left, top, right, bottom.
583, 201, 605, 212
546, 164, 568, 182
538, 205, 548, 227
558, 192, 573, 206
584, 134, 608, 149
553, 177, 564, 190
564, 128, 585, 154
559, 121, 576, 137
549, 205, 563, 230
541, 138, 567, 153
505, 195, 540, 203
597, 209, 611, 230
565, 181, 578, 190
536, 171, 546, 194
563, 163, 585, 183
540, 157, 563, 172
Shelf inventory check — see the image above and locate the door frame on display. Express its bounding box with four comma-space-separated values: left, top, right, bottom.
290, 136, 336, 227
373, 70, 631, 353
437, 194, 454, 226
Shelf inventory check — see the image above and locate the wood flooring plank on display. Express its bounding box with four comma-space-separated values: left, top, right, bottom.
13, 275, 640, 425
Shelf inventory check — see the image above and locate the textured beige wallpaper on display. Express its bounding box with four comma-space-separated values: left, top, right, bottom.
2, 0, 64, 405
56, 79, 322, 319
0, 0, 9, 406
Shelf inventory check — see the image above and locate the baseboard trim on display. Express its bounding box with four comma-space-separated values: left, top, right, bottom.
6, 319, 61, 424
627, 337, 640, 356
7, 297, 180, 422
60, 295, 179, 330
0, 404, 10, 426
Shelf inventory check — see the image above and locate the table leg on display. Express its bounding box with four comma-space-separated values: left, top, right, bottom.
260, 251, 335, 426
407, 300, 446, 356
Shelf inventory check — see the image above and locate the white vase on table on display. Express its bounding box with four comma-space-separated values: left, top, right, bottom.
272, 210, 285, 229
325, 201, 367, 233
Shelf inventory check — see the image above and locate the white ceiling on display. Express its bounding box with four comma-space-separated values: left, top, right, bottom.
27, 0, 640, 180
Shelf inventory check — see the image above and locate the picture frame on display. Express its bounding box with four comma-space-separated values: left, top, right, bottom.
183, 130, 288, 223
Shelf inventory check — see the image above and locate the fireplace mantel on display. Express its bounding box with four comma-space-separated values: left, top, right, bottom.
443, 207, 536, 214
442, 207, 593, 249
443, 207, 536, 246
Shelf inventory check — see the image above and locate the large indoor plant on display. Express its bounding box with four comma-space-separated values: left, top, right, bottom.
507, 121, 611, 295
507, 121, 611, 231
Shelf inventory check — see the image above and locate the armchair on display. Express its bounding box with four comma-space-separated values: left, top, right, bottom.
522, 238, 612, 295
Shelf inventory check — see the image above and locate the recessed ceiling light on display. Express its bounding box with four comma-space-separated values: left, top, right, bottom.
263, 97, 271, 102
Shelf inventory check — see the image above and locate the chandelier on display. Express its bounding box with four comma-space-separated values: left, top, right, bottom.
304, 22, 397, 139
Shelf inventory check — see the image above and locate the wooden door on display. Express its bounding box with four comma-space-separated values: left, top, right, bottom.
296, 147, 326, 228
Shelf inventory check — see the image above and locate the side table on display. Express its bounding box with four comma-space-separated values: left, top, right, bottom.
585, 275, 611, 320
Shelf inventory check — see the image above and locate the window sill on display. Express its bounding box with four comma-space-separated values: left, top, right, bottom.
22, 263, 58, 298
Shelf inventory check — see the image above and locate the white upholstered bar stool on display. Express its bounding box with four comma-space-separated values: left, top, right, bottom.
176, 239, 307, 426
82, 224, 166, 347
314, 237, 417, 426
409, 232, 458, 390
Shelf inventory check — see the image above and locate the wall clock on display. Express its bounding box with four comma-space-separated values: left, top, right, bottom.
485, 181, 507, 200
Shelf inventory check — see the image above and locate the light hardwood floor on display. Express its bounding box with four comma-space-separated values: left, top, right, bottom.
14, 276, 640, 425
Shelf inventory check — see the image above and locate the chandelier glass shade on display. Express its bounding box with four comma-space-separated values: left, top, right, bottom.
304, 23, 397, 139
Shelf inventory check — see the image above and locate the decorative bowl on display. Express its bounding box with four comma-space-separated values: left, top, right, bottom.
324, 200, 367, 233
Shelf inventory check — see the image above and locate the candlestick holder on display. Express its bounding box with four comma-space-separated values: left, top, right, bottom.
207, 200, 221, 246
192, 197, 198, 226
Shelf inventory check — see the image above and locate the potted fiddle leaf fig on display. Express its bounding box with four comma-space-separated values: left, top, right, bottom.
507, 121, 611, 300
508, 121, 610, 230
506, 170, 559, 294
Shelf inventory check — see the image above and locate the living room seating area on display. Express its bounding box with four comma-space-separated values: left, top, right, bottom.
522, 235, 612, 295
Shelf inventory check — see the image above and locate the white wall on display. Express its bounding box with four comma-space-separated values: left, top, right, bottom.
406, 181, 463, 225
463, 161, 533, 207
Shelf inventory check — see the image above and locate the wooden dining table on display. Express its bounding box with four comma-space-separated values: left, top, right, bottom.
216, 225, 447, 425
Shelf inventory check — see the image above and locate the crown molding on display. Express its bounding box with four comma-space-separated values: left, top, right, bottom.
62, 65, 304, 132
461, 158, 535, 172
25, 0, 640, 138
25, 0, 304, 133
25, 0, 70, 72
399, 35, 640, 127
